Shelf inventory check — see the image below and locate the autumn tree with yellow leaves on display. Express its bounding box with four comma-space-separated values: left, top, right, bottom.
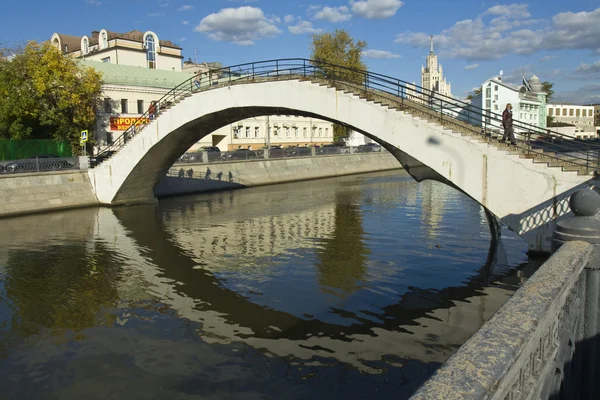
0, 41, 102, 152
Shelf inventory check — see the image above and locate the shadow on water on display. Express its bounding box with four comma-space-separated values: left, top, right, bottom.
0, 171, 544, 399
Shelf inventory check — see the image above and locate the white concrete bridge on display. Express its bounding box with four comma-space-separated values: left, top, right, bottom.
88, 59, 599, 253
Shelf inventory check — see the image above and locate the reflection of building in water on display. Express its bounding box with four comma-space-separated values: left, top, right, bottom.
419, 181, 447, 241
173, 204, 337, 268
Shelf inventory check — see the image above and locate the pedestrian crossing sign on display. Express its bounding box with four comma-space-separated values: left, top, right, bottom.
81, 130, 88, 142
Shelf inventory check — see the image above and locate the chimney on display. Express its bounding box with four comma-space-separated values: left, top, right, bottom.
91, 31, 99, 39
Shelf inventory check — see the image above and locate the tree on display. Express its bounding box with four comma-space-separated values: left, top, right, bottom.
0, 41, 103, 153
310, 30, 367, 144
466, 87, 482, 100
542, 81, 554, 102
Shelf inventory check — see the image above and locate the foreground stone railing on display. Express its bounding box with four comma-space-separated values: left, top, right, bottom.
412, 188, 600, 400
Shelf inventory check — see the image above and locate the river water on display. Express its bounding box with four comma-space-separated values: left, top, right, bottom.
0, 170, 542, 399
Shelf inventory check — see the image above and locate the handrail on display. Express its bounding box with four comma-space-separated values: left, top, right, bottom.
93, 58, 600, 173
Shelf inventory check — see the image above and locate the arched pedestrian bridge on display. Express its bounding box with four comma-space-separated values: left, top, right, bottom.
88, 59, 600, 253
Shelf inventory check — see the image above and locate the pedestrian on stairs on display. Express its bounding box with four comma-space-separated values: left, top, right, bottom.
500, 103, 516, 146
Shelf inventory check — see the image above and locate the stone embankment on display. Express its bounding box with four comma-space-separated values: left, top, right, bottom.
0, 152, 401, 218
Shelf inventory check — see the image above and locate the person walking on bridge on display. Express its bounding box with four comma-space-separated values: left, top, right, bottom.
500, 103, 516, 146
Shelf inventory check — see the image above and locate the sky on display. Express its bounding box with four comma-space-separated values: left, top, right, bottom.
1, 0, 600, 104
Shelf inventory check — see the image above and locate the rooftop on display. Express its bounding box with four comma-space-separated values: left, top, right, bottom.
79, 60, 193, 89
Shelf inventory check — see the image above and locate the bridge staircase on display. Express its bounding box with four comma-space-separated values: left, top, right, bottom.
94, 59, 600, 179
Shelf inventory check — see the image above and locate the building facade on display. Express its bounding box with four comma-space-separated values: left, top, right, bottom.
51, 29, 183, 71
546, 104, 595, 134
421, 37, 452, 98
469, 75, 547, 135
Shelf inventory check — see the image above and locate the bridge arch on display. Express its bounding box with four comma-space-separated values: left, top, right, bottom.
89, 77, 592, 253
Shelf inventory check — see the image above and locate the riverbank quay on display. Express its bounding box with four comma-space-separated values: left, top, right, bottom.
0, 152, 401, 218
411, 189, 600, 400
154, 152, 401, 198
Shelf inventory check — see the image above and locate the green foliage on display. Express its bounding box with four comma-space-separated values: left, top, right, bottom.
0, 41, 103, 153
542, 81, 554, 102
310, 29, 367, 85
310, 29, 366, 143
466, 87, 482, 100
546, 115, 555, 127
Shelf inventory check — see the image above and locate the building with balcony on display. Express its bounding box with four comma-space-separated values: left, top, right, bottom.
468, 74, 547, 135
50, 29, 183, 71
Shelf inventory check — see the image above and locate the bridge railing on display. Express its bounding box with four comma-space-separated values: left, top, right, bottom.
94, 58, 600, 172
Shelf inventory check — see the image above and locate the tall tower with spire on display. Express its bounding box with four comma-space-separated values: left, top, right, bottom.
421, 36, 452, 98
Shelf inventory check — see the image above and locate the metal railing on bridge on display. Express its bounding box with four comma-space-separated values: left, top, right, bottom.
94, 58, 600, 173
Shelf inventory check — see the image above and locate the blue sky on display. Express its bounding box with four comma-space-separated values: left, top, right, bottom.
1, 0, 600, 103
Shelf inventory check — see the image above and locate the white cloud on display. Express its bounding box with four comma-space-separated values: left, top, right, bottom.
574, 60, 600, 76
554, 83, 600, 105
312, 6, 352, 23
178, 5, 193, 11
363, 49, 400, 59
395, 6, 600, 62
350, 0, 403, 19
86, 0, 102, 5
284, 14, 295, 23
288, 20, 323, 35
147, 12, 164, 17
465, 64, 479, 70
195, 6, 281, 45
540, 55, 556, 62
182, 20, 190, 25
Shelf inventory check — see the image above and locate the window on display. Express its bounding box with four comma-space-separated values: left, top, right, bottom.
101, 57, 110, 63
106, 132, 113, 145
233, 128, 239, 138
569, 109, 574, 116
576, 109, 580, 117
82, 38, 89, 55
137, 100, 144, 114
548, 108, 553, 116
494, 85, 498, 91
562, 109, 567, 116
485, 99, 491, 109
494, 95, 498, 101
319, 128, 323, 137
583, 110, 587, 117
486, 88, 491, 98
494, 104, 499, 111
286, 127, 291, 138
101, 31, 108, 48
145, 35, 156, 69
103, 98, 111, 113
254, 127, 259, 138
303, 127, 307, 137
520, 113, 523, 119
121, 99, 128, 114
294, 127, 299, 137
245, 127, 250, 138
325, 128, 329, 137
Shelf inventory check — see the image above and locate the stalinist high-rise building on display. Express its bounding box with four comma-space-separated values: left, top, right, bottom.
421, 36, 452, 98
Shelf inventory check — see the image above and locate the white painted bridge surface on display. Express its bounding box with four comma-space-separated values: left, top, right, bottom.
88, 79, 593, 253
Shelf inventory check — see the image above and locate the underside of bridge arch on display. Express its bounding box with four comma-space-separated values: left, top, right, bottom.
112, 105, 448, 206
88, 79, 591, 253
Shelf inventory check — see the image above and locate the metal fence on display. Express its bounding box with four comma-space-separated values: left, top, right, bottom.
0, 156, 80, 174
174, 145, 383, 164
0, 140, 73, 161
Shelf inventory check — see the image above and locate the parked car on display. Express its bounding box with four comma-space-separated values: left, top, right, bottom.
224, 148, 258, 160
318, 144, 350, 155
90, 150, 116, 167
357, 143, 382, 152
3, 154, 74, 173
257, 145, 285, 158
284, 146, 312, 157
200, 146, 221, 161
